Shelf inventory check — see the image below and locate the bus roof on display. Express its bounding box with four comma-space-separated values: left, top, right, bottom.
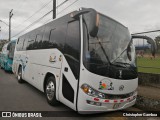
19, 8, 129, 39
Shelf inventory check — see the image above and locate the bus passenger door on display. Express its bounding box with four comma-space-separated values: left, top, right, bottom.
58, 20, 80, 111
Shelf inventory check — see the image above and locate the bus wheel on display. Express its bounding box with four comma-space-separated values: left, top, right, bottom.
17, 66, 24, 83
45, 76, 59, 106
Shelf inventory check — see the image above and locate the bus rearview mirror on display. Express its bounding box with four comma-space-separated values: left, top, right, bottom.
132, 35, 157, 56
71, 8, 99, 37
7, 43, 11, 50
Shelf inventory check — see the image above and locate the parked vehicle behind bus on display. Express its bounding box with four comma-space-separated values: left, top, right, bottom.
0, 40, 16, 71
0, 52, 2, 65
12, 8, 156, 114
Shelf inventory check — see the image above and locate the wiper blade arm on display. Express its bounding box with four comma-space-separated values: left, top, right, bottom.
112, 48, 127, 64
113, 62, 127, 68
115, 62, 131, 66
112, 40, 132, 64
114, 62, 137, 75
97, 37, 111, 65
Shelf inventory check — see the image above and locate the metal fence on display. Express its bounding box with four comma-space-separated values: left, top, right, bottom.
132, 30, 160, 74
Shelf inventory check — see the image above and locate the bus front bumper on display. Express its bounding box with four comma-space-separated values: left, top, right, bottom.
77, 89, 137, 114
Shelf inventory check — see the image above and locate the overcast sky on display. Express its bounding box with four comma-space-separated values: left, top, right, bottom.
0, 0, 160, 41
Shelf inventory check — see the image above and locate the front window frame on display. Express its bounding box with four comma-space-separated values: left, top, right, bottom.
82, 14, 137, 79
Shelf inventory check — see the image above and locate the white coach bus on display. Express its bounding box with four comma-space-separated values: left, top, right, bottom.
12, 8, 156, 113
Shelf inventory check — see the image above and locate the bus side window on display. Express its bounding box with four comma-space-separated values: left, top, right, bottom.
17, 38, 20, 44
36, 34, 42, 49
16, 39, 19, 51
22, 35, 28, 51
42, 25, 51, 49
16, 38, 24, 51
49, 29, 56, 48
49, 24, 67, 51
8, 42, 16, 59
65, 21, 80, 79
34, 27, 44, 49
27, 32, 36, 50
33, 34, 41, 49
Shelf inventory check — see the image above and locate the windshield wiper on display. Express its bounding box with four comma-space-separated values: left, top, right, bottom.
114, 62, 137, 75
112, 62, 127, 68
114, 62, 131, 66
112, 40, 132, 64
97, 37, 111, 65
112, 48, 127, 64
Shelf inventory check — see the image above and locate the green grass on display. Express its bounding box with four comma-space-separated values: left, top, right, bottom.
137, 57, 160, 74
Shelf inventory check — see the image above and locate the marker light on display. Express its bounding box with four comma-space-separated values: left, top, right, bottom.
81, 84, 89, 93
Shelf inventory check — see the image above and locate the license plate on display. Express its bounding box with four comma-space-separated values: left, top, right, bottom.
113, 103, 121, 109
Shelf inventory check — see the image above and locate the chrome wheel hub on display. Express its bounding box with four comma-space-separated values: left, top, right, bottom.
46, 81, 55, 100
18, 71, 21, 80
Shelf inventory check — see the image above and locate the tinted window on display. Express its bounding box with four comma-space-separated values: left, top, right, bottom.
27, 31, 36, 50
49, 24, 67, 51
16, 37, 25, 51
32, 34, 41, 49
65, 21, 80, 60
22, 35, 28, 50
36, 34, 42, 42
8, 42, 16, 59
34, 27, 44, 49
64, 21, 80, 79
41, 25, 51, 49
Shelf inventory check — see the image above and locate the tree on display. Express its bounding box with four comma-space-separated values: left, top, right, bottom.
0, 40, 8, 51
154, 36, 160, 51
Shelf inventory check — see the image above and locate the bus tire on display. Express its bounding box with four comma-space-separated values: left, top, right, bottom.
17, 66, 24, 83
45, 76, 59, 106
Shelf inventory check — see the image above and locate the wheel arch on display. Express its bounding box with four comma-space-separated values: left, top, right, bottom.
16, 63, 22, 76
18, 64, 22, 73
43, 72, 56, 92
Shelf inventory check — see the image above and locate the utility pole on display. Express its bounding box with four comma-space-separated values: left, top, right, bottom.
53, 0, 56, 19
0, 27, 1, 39
9, 9, 13, 41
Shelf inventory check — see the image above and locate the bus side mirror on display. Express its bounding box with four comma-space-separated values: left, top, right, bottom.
7, 43, 11, 50
132, 35, 157, 56
71, 8, 99, 37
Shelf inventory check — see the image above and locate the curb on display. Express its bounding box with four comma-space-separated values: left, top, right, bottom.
135, 95, 160, 111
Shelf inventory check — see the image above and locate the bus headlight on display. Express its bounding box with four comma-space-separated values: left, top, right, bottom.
88, 87, 96, 96
81, 84, 105, 99
81, 84, 137, 100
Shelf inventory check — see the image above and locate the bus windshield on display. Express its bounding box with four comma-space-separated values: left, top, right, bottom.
83, 14, 136, 78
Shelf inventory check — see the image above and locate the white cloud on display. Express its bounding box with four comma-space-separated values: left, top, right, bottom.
0, 0, 160, 40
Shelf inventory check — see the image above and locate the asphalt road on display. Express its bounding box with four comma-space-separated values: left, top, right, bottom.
0, 68, 158, 120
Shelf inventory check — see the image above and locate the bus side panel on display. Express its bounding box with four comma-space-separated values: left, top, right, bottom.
24, 49, 62, 92
13, 50, 26, 76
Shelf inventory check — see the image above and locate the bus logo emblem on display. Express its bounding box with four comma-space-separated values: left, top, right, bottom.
119, 85, 124, 91
99, 79, 114, 90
